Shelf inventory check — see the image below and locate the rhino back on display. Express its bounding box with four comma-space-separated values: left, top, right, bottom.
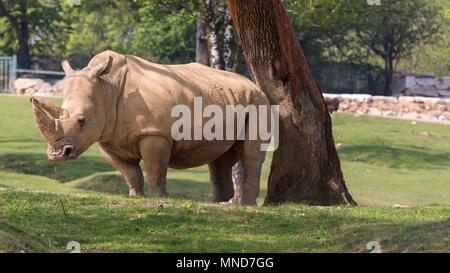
108, 55, 268, 166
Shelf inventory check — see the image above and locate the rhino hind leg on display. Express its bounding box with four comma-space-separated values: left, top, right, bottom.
233, 139, 266, 206
208, 148, 238, 202
99, 145, 145, 196
139, 136, 171, 198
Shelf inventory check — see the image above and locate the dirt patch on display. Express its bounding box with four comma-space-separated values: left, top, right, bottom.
106, 200, 177, 208
417, 131, 442, 139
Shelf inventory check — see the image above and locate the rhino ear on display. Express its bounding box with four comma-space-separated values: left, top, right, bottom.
61, 59, 74, 75
88, 56, 112, 79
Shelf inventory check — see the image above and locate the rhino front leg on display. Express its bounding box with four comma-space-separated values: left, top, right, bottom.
99, 145, 144, 196
139, 136, 171, 198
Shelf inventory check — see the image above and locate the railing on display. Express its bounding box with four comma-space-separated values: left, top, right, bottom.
0, 55, 16, 93
0, 55, 65, 94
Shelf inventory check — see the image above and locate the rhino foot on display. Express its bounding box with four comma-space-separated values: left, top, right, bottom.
129, 189, 145, 197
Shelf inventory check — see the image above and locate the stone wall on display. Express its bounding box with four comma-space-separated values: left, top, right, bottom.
324, 94, 450, 122
390, 70, 450, 98
14, 77, 63, 97
11, 77, 450, 122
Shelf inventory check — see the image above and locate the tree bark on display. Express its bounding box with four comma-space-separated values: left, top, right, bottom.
383, 54, 394, 95
196, 11, 209, 65
228, 0, 356, 206
205, 0, 221, 69
222, 6, 234, 71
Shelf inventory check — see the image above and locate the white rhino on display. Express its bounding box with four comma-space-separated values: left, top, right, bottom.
31, 50, 270, 205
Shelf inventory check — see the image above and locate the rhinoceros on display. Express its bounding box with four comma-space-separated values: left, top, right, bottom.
31, 50, 271, 205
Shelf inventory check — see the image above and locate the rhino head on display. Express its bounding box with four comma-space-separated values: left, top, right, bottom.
31, 56, 112, 162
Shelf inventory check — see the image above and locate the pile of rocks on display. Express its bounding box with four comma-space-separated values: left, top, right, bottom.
390, 71, 450, 98
324, 93, 450, 122
14, 77, 63, 97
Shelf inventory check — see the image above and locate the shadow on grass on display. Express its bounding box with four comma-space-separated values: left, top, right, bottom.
0, 152, 114, 182
331, 219, 450, 253
338, 144, 450, 170
2, 190, 448, 252
69, 173, 212, 202
0, 222, 55, 252
0, 138, 44, 144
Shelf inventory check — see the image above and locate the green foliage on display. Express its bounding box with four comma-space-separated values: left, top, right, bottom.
287, 0, 444, 94
61, 0, 196, 65
396, 0, 450, 76
0, 0, 66, 56
0, 0, 447, 82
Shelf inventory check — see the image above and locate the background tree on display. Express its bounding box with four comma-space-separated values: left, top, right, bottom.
396, 0, 449, 77
228, 0, 356, 205
284, 0, 442, 95
0, 0, 65, 68
325, 0, 441, 95
62, 0, 196, 67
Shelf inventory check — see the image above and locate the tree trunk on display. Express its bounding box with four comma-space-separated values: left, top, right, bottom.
18, 17, 31, 69
228, 0, 356, 206
205, 0, 221, 69
222, 7, 234, 71
18, 4, 31, 68
383, 54, 394, 96
196, 11, 209, 65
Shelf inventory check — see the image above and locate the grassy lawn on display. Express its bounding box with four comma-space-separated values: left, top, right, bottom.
0, 95, 448, 252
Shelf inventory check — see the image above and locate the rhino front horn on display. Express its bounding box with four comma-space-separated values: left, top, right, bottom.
30, 96, 69, 119
31, 97, 57, 140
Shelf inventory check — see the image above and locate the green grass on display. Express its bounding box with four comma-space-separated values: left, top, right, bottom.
0, 95, 448, 252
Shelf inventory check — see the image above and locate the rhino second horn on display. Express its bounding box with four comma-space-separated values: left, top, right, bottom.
31, 97, 57, 140
31, 97, 69, 119
62, 59, 74, 75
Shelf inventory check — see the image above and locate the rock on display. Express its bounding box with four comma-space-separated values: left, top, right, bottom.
438, 90, 450, 98
338, 102, 349, 111
438, 76, 450, 86
14, 78, 45, 95
51, 80, 64, 92
324, 97, 340, 113
13, 77, 63, 97
371, 96, 398, 103
418, 72, 435, 79
439, 111, 450, 120
38, 82, 53, 94
401, 112, 419, 119
429, 110, 442, 118
390, 76, 416, 95
382, 110, 395, 117
416, 78, 439, 87
409, 86, 440, 97
434, 84, 449, 91
368, 108, 382, 116
322, 93, 450, 122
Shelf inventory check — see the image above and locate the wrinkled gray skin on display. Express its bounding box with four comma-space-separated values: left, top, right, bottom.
31, 50, 269, 205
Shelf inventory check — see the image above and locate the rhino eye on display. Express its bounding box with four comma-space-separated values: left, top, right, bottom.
78, 118, 86, 127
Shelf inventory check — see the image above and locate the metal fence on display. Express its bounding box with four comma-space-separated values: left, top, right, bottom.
0, 55, 17, 93
0, 55, 65, 93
